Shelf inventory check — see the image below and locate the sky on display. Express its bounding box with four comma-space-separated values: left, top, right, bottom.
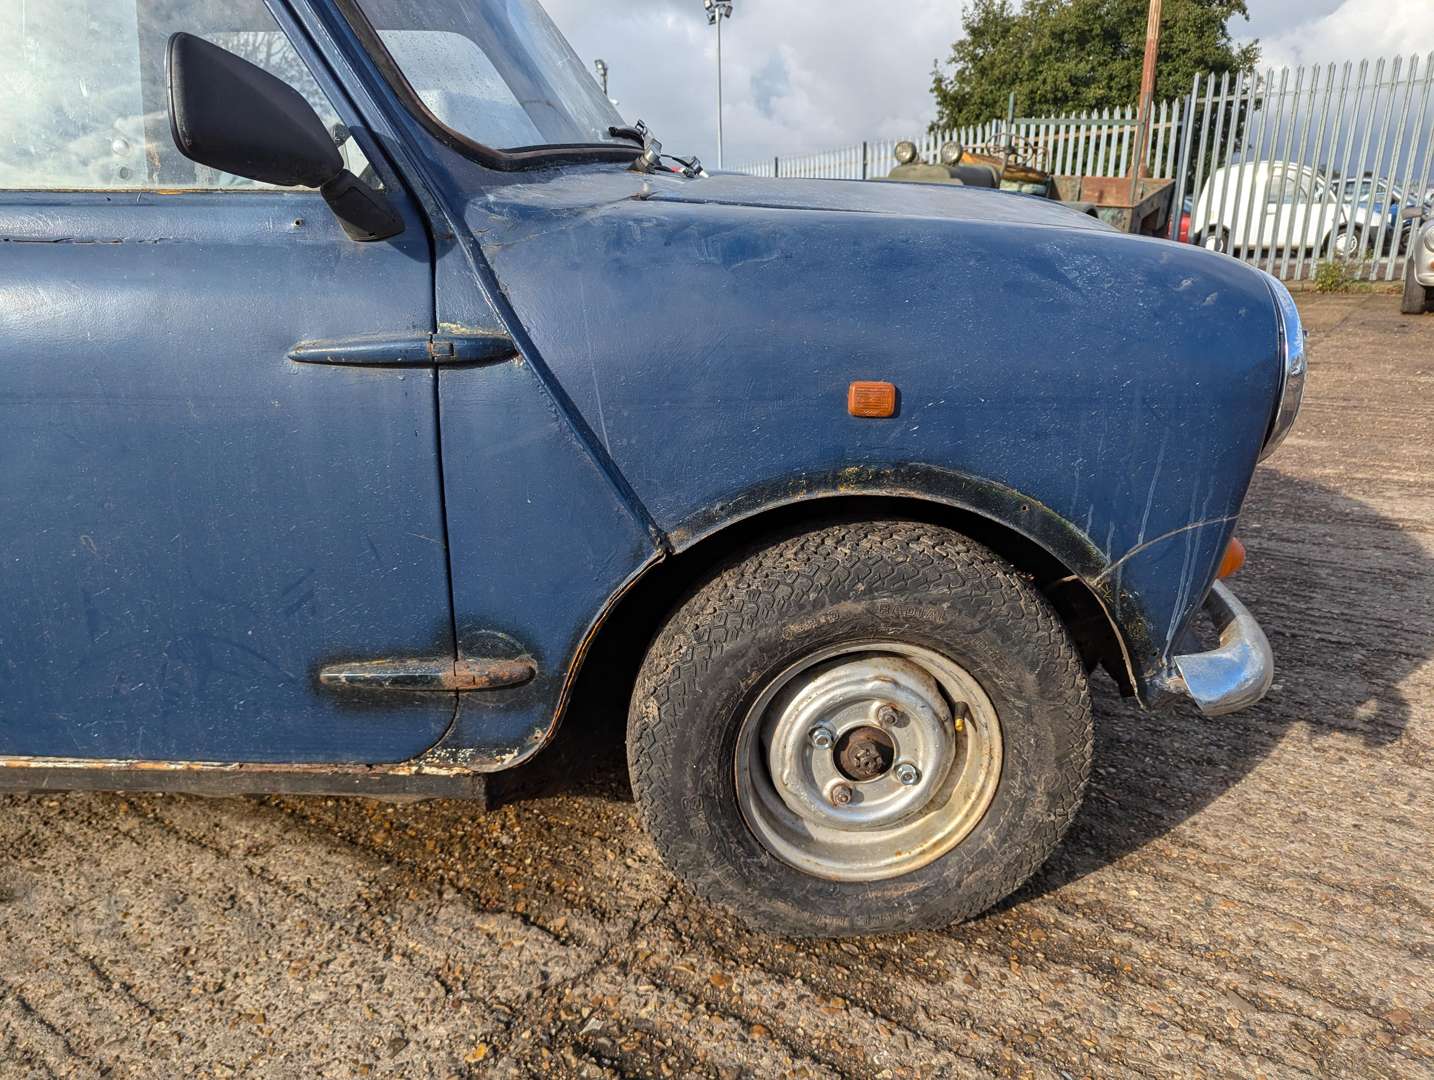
543, 0, 1434, 169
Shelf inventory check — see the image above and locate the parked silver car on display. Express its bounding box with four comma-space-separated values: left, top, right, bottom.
1403, 207, 1433, 314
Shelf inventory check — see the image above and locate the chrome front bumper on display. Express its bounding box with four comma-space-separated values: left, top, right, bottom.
1166, 581, 1274, 716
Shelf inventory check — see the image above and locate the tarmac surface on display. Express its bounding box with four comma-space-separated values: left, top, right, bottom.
2, 292, 1431, 1078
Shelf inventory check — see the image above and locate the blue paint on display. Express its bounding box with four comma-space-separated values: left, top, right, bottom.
0, 192, 454, 763
0, 0, 1287, 773
459, 163, 1279, 692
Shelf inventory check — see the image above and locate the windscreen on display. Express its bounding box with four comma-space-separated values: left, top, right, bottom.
351, 0, 626, 150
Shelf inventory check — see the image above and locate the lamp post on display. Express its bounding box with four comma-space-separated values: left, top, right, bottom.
593, 58, 608, 98
703, 0, 733, 168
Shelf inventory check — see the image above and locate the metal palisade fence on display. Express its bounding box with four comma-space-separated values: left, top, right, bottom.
731, 51, 1434, 283
1174, 54, 1434, 282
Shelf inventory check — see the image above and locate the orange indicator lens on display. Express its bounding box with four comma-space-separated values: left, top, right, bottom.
1217, 537, 1247, 579
848, 381, 897, 419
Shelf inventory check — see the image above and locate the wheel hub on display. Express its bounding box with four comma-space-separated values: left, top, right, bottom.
835, 725, 894, 782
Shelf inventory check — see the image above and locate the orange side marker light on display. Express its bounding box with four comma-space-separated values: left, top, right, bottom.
1217, 537, 1246, 579
848, 381, 897, 419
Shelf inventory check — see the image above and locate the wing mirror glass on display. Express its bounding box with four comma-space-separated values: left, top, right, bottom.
167, 33, 403, 242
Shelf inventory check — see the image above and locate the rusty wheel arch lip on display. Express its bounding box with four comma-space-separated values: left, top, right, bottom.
547, 464, 1162, 746
456, 467, 1139, 778
663, 466, 1111, 575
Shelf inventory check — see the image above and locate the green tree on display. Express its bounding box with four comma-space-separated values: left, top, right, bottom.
931, 0, 1259, 130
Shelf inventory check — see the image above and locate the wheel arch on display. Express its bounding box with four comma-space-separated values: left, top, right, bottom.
558, 477, 1143, 746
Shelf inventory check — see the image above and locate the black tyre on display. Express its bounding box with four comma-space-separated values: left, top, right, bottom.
627, 521, 1092, 937
1331, 226, 1362, 261
1199, 229, 1230, 253
1402, 254, 1431, 315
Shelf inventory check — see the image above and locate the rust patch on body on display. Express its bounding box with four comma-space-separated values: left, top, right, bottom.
451, 658, 537, 691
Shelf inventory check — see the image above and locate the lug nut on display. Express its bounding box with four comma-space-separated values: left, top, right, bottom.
877, 704, 903, 727
809, 726, 834, 749
895, 762, 921, 786
829, 782, 854, 806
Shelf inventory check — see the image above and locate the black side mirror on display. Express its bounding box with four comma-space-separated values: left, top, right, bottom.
167, 33, 403, 242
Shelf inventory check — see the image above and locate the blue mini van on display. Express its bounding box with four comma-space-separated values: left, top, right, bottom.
0, 0, 1303, 936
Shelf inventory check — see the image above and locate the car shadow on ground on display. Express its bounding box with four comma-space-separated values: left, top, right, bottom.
496, 467, 1429, 899
1008, 465, 1424, 903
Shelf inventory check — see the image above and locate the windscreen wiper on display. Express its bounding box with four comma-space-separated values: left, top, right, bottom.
609, 124, 647, 145
616, 121, 704, 178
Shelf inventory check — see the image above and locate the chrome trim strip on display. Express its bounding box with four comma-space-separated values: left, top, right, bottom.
1170, 581, 1275, 716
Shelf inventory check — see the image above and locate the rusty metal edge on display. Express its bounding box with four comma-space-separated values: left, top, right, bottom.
654, 472, 1148, 704
449, 549, 670, 774
0, 755, 489, 802
0, 550, 669, 799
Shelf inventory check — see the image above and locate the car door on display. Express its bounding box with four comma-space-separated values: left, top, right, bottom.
0, 0, 454, 764
1261, 169, 1296, 250
1264, 169, 1323, 253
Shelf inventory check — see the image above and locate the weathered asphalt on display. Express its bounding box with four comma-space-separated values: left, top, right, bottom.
2, 292, 1431, 1079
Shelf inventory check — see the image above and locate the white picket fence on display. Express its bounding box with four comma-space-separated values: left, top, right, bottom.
732, 99, 1189, 181
735, 125, 994, 181
730, 51, 1434, 283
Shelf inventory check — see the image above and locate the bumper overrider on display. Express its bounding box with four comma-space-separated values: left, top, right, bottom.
1164, 581, 1274, 716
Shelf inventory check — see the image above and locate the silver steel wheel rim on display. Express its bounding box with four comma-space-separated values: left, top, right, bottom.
734, 641, 1003, 883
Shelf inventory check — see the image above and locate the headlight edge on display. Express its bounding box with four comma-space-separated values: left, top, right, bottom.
1258, 274, 1307, 462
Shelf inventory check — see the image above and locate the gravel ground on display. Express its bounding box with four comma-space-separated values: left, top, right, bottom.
2, 293, 1431, 1080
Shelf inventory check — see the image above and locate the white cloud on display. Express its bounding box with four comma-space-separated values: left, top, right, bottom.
543, 0, 1434, 167
545, 0, 965, 167
1253, 0, 1434, 69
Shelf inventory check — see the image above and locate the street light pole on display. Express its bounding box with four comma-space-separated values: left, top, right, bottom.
703, 1, 733, 168
716, 14, 723, 167
594, 58, 609, 99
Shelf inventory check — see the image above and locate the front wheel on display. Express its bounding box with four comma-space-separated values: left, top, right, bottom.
626, 521, 1093, 937
1402, 253, 1431, 315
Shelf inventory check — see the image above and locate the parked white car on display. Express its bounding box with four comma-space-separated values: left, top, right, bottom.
1192, 162, 1358, 257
